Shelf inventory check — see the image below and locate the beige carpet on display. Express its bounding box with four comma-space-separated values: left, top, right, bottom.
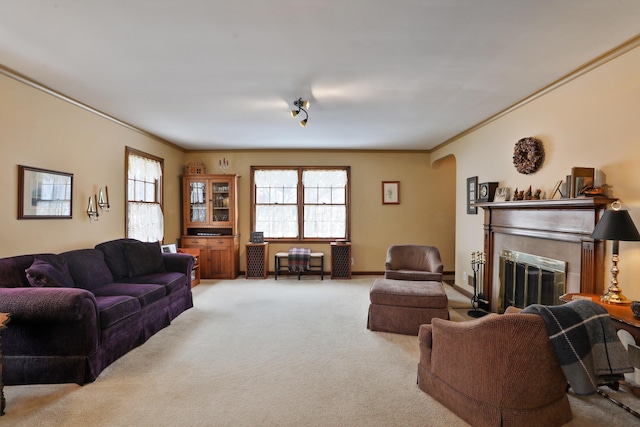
3, 276, 640, 426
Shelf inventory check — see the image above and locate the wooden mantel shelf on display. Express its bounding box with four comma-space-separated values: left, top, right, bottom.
474, 197, 615, 210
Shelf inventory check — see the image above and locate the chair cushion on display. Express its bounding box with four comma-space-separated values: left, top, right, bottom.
25, 256, 75, 288
370, 279, 447, 308
95, 295, 141, 328
385, 270, 442, 281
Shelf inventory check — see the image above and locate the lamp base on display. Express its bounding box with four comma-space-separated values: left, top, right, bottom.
601, 290, 631, 305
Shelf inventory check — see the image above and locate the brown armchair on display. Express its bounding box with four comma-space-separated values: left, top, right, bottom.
417, 310, 572, 427
384, 245, 443, 281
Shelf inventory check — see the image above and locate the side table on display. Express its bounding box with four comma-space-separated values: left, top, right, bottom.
0, 312, 9, 416
560, 293, 640, 344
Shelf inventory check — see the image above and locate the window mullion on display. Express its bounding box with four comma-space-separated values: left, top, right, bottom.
298, 169, 304, 240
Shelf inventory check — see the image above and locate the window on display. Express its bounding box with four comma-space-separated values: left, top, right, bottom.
251, 166, 350, 241
126, 147, 164, 242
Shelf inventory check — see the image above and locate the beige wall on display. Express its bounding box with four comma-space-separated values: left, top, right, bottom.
432, 44, 640, 301
0, 73, 456, 274
180, 151, 456, 273
0, 73, 185, 257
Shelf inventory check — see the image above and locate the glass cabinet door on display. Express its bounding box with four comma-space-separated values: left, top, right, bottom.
188, 180, 208, 224
211, 180, 230, 224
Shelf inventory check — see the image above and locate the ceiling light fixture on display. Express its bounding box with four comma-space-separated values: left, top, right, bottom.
290, 97, 309, 127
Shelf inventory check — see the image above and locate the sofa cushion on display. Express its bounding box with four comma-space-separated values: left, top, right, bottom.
119, 272, 187, 294
25, 256, 75, 288
95, 238, 140, 280
93, 283, 166, 307
95, 295, 141, 328
60, 249, 114, 292
122, 241, 165, 277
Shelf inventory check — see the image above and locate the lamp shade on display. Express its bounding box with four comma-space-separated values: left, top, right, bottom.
591, 209, 640, 241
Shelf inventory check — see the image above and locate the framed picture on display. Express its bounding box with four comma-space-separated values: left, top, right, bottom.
18, 165, 73, 219
251, 231, 264, 243
161, 244, 177, 253
467, 176, 478, 214
571, 167, 595, 197
382, 181, 400, 204
494, 187, 510, 202
549, 180, 563, 199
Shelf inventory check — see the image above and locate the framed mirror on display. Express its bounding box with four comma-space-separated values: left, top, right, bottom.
18, 165, 73, 219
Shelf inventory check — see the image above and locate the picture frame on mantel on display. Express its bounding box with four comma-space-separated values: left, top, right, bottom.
571, 167, 595, 198
467, 176, 478, 214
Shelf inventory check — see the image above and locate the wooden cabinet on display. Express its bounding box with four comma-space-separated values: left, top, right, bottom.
181, 174, 240, 279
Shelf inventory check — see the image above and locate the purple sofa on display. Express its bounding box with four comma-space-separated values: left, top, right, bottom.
0, 238, 194, 385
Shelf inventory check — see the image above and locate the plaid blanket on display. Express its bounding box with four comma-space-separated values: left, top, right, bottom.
288, 248, 311, 272
522, 300, 633, 395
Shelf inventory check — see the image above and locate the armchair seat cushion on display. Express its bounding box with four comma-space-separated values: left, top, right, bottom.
384, 270, 442, 282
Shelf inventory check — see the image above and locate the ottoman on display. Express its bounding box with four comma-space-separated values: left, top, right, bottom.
367, 278, 449, 335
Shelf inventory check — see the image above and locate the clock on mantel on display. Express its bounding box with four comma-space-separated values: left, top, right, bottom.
477, 182, 499, 202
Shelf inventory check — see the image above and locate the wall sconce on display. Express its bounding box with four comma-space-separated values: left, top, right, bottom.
87, 195, 99, 221
590, 201, 640, 304
98, 186, 110, 212
290, 97, 309, 127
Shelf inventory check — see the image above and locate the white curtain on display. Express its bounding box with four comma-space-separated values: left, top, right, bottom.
303, 170, 347, 238
127, 202, 164, 242
255, 169, 299, 238
127, 154, 164, 242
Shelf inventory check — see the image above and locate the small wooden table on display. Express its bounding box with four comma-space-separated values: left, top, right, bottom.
560, 293, 640, 344
0, 313, 9, 416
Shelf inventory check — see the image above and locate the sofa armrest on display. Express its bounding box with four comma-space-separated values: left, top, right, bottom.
162, 253, 194, 277
0, 287, 98, 323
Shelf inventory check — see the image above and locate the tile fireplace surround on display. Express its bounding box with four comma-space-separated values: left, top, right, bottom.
475, 198, 615, 312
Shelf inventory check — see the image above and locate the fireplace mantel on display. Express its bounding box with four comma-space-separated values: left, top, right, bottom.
475, 197, 615, 311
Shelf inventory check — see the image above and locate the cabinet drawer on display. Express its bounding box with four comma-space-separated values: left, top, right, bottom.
182, 237, 207, 246
182, 237, 232, 248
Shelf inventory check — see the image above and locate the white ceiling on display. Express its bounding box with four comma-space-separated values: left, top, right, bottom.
1, 1, 640, 151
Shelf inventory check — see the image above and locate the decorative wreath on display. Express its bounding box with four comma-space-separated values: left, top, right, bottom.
513, 137, 544, 174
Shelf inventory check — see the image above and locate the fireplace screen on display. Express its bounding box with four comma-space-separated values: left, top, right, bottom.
498, 249, 566, 312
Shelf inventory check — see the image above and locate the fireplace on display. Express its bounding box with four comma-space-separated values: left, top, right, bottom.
475, 198, 614, 312
498, 249, 566, 312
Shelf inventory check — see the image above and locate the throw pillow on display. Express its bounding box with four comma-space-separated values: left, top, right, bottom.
122, 241, 165, 277
25, 256, 75, 288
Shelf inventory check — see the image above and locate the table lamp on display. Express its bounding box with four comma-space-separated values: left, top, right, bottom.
590, 201, 640, 304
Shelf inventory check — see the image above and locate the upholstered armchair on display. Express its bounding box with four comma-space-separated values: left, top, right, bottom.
417, 309, 572, 427
384, 245, 443, 281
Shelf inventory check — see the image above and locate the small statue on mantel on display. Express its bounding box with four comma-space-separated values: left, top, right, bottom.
512, 188, 526, 201
524, 186, 533, 200
533, 189, 542, 199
